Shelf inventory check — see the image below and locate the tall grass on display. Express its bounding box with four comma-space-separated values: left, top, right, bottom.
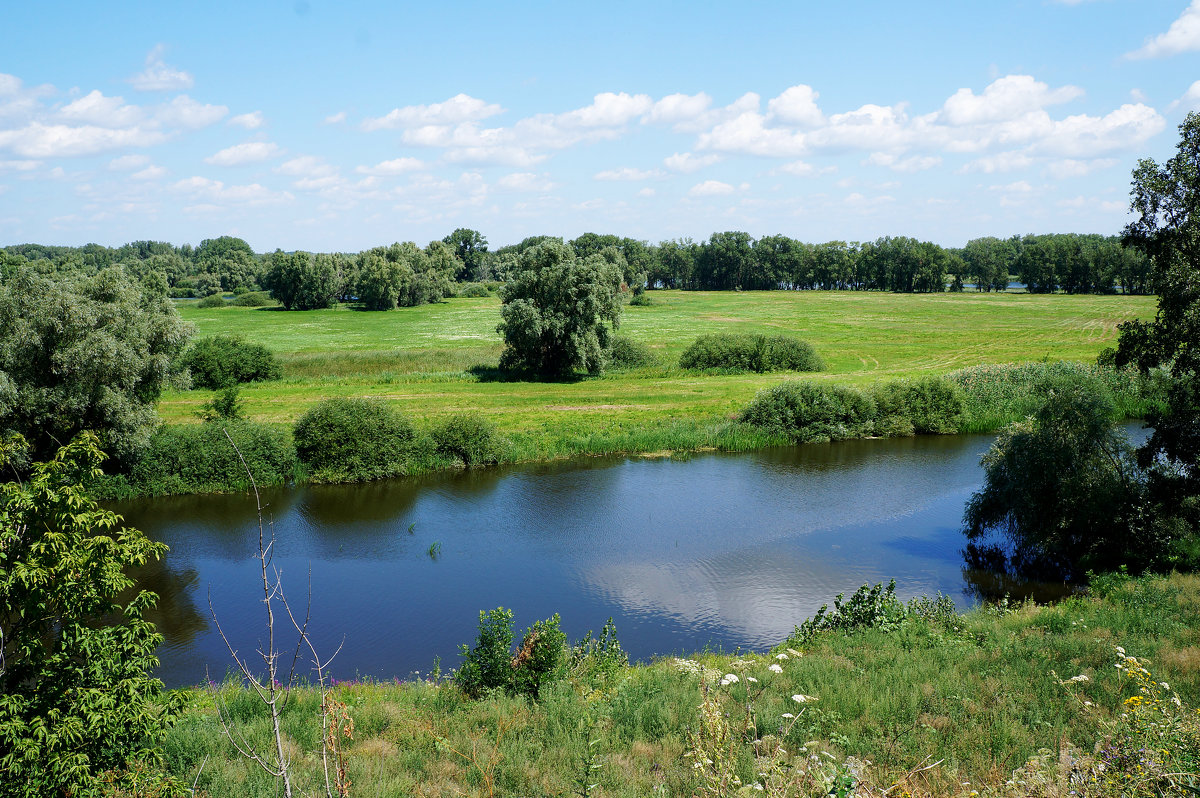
162, 573, 1200, 797
948, 361, 1164, 433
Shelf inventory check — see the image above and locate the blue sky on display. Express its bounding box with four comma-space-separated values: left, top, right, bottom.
2, 0, 1199, 251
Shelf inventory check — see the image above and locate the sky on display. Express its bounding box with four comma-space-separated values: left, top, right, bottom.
1, 0, 1199, 252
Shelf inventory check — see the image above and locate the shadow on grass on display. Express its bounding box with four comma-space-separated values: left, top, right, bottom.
466, 365, 586, 384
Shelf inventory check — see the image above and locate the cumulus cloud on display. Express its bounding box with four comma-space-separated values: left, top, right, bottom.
155, 95, 227, 129
939, 75, 1082, 126
204, 141, 283, 166
959, 151, 1034, 174
767, 85, 824, 128
778, 159, 834, 177
866, 152, 942, 172
129, 45, 194, 91
689, 179, 735, 197
355, 157, 426, 175
644, 92, 713, 126
59, 90, 143, 127
172, 175, 293, 205
1043, 158, 1117, 179
228, 111, 264, 129
0, 122, 166, 158
1179, 80, 1200, 110
663, 151, 721, 173
324, 111, 347, 124
1127, 1, 1200, 59
131, 164, 167, 180
363, 93, 504, 131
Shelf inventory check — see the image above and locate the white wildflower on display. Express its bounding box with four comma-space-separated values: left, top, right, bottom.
782, 712, 795, 719
747, 676, 758, 683
792, 694, 817, 704
768, 664, 783, 674
775, 653, 788, 661
1068, 674, 1089, 683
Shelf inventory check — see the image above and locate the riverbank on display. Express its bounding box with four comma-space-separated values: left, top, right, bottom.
162, 572, 1200, 797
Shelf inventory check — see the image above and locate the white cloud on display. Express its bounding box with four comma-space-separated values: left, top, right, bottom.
355, 157, 426, 175
1127, 1, 1200, 59
108, 154, 150, 171
697, 110, 808, 157
129, 45, 194, 91
866, 152, 941, 172
0, 159, 39, 171
1031, 103, 1164, 157
767, 85, 824, 128
59, 90, 143, 127
495, 172, 555, 192
277, 155, 336, 177
1180, 80, 1200, 110
441, 145, 547, 167
594, 166, 663, 181
131, 164, 167, 180
939, 75, 1082, 125
664, 151, 721, 173
959, 151, 1034, 173
689, 180, 735, 197
363, 93, 504, 131
204, 141, 282, 166
990, 180, 1035, 193
228, 111, 264, 129
1043, 158, 1117, 179
155, 95, 227, 129
0, 122, 166, 158
323, 111, 347, 124
644, 92, 713, 126
778, 159, 834, 177
173, 175, 293, 205
637, 187, 656, 197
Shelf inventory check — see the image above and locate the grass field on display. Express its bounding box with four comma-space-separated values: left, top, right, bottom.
162, 291, 1154, 457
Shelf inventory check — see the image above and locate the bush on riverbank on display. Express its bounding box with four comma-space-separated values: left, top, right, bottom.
161, 573, 1200, 797
679, 332, 823, 373
293, 397, 423, 482
120, 419, 297, 495
432, 412, 500, 466
740, 381, 877, 442
873, 376, 967, 435
948, 360, 1162, 433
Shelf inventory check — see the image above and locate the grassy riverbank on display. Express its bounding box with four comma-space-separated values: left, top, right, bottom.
129, 291, 1159, 486
162, 573, 1200, 797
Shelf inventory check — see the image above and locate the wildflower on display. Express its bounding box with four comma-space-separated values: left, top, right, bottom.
786, 648, 803, 658
768, 664, 783, 674
792, 694, 818, 703
720, 674, 739, 686
781, 713, 795, 719
746, 676, 758, 683
1069, 674, 1089, 683
775, 653, 789, 661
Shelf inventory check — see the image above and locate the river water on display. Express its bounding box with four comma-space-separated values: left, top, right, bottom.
114, 427, 1140, 688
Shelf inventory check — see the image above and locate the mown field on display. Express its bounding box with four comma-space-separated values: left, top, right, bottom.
160, 290, 1154, 456
170, 291, 1153, 413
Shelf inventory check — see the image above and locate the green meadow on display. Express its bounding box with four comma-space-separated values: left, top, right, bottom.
161, 290, 1155, 459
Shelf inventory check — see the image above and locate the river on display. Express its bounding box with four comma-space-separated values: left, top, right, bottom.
114, 426, 1142, 688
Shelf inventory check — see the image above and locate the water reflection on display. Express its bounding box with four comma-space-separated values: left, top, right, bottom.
112, 425, 1143, 688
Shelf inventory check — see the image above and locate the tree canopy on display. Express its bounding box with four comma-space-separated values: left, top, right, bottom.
497, 241, 623, 376
0, 267, 191, 467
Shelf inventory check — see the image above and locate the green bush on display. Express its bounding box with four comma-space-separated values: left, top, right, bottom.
456, 282, 492, 298
180, 335, 283, 390
741, 381, 875, 443
168, 286, 194, 298
607, 335, 656, 369
293, 397, 418, 482
432, 413, 499, 467
232, 291, 273, 307
196, 293, 226, 308
128, 420, 297, 496
679, 333, 822, 373
455, 607, 567, 699
872, 376, 966, 435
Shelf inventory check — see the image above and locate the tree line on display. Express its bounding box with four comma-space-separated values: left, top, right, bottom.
1, 229, 1152, 307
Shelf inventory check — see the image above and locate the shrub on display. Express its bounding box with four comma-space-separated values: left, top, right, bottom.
741, 381, 875, 443
783, 580, 907, 647
457, 282, 492, 298
168, 286, 194, 298
196, 293, 227, 308
455, 607, 567, 699
679, 333, 822, 373
293, 397, 418, 482
129, 420, 297, 496
232, 291, 273, 307
180, 335, 283, 390
432, 413, 499, 466
607, 335, 656, 369
872, 376, 966, 435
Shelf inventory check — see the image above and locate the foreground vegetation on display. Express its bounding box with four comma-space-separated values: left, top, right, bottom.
162, 573, 1200, 797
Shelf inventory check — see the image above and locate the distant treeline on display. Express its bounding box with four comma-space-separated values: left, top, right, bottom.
0, 228, 1151, 303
